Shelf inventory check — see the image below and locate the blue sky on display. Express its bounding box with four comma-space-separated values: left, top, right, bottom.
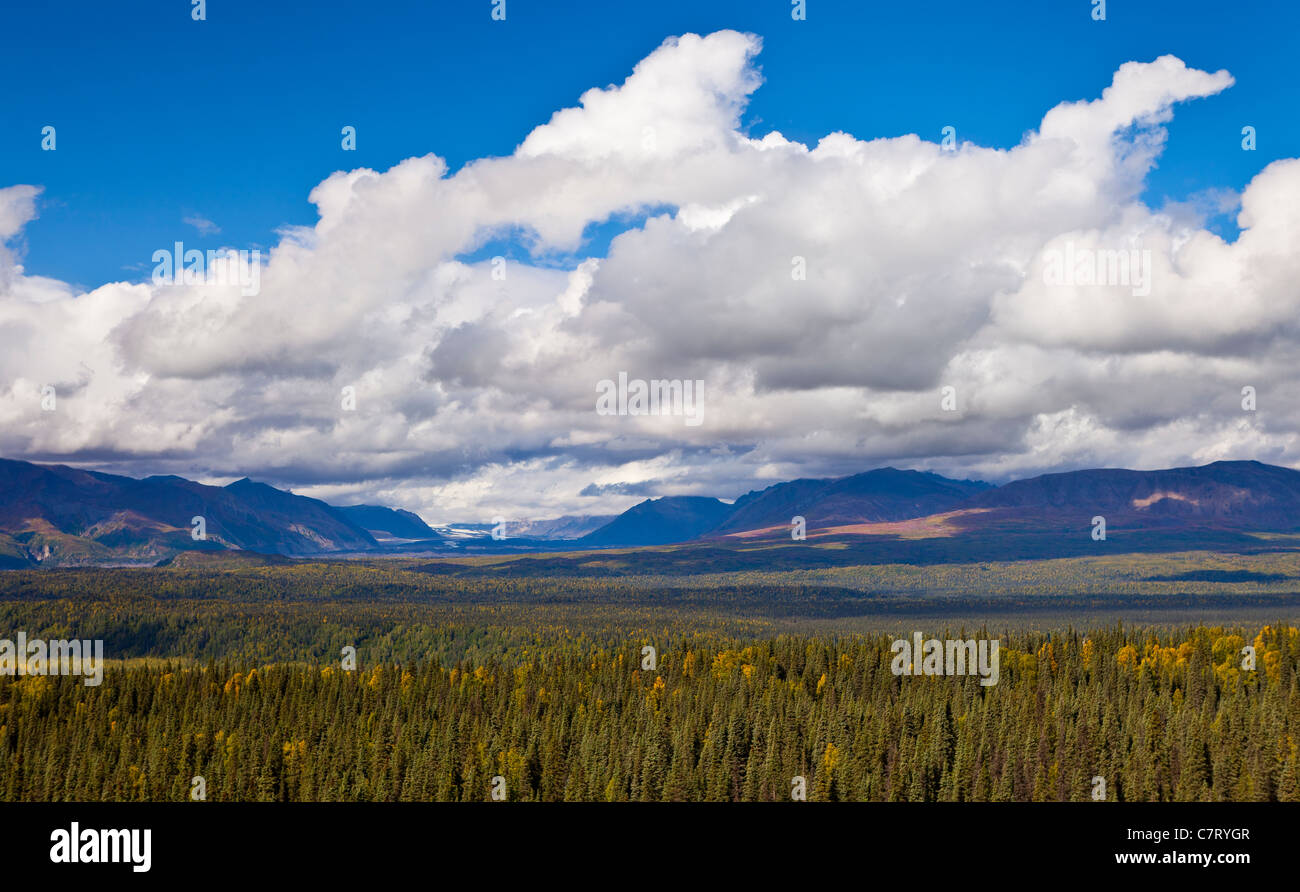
2, 0, 1294, 288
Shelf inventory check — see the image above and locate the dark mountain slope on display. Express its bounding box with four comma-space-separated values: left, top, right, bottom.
581, 496, 735, 546
334, 504, 438, 540
712, 467, 992, 534
957, 460, 1300, 531
0, 460, 377, 566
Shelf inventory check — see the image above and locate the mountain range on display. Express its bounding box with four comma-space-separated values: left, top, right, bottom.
2, 457, 1299, 568
0, 460, 426, 568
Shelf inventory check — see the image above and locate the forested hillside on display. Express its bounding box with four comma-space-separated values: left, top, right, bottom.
3, 561, 1299, 802
3, 625, 1298, 801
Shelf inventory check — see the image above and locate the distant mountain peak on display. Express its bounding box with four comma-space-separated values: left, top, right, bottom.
581, 495, 734, 546
226, 477, 280, 492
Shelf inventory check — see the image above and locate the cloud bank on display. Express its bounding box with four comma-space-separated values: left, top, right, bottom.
1, 31, 1294, 521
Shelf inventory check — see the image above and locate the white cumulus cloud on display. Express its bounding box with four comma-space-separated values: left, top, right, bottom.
0, 33, 1294, 522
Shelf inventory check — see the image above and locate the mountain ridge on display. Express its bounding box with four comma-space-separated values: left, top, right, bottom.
710, 467, 992, 537
951, 459, 1300, 533
0, 459, 378, 566
3, 457, 1299, 567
